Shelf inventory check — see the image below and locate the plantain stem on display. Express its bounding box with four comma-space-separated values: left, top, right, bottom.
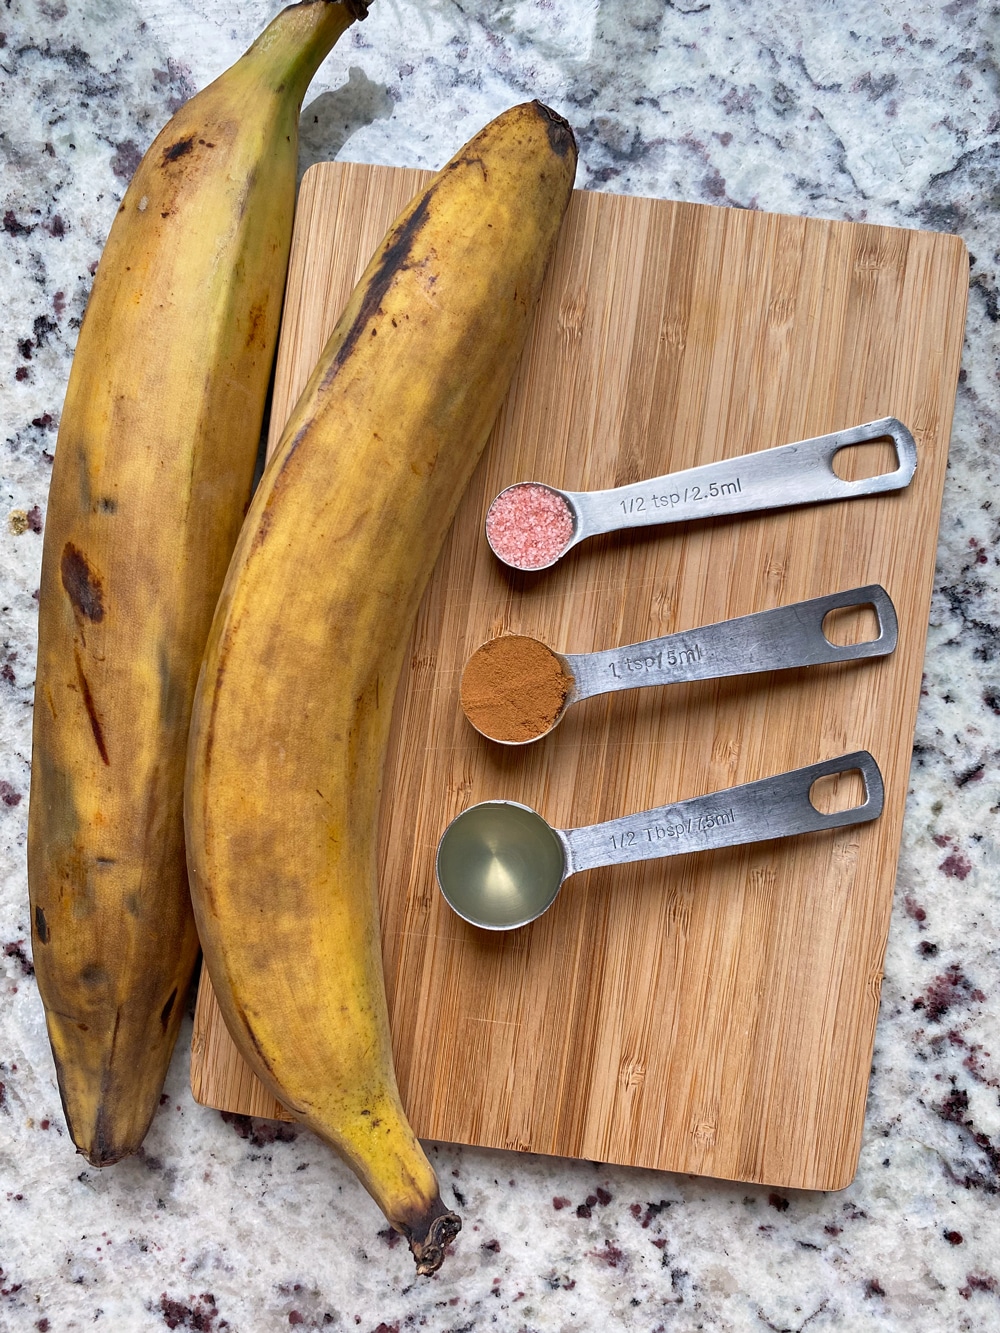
246, 1, 362, 96
405, 1200, 463, 1277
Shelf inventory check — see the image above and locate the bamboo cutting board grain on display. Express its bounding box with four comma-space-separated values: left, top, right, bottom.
189, 162, 968, 1190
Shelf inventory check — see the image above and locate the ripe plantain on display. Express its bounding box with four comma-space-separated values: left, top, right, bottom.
28, 0, 368, 1166
183, 101, 577, 1273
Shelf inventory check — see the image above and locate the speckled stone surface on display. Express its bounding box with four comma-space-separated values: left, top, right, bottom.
2, 2, 999, 1329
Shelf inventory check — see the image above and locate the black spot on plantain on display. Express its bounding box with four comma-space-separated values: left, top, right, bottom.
229, 1006, 308, 1116
324, 190, 434, 383
73, 646, 110, 765
87, 1103, 130, 1167
35, 905, 49, 944
532, 100, 577, 160
266, 191, 436, 492
61, 543, 104, 621
160, 987, 178, 1030
79, 962, 108, 987
162, 135, 195, 164
448, 154, 488, 181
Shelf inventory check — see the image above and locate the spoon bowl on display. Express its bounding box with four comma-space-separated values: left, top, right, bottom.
436, 751, 885, 931
436, 800, 567, 929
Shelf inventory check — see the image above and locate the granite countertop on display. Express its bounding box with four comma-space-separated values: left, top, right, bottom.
2, 1, 998, 1329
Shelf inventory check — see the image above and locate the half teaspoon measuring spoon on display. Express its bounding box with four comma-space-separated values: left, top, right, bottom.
485, 417, 917, 571
460, 584, 897, 744
436, 751, 884, 931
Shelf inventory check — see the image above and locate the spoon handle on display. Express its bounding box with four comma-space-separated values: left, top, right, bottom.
566, 418, 916, 543
562, 585, 897, 704
560, 751, 883, 876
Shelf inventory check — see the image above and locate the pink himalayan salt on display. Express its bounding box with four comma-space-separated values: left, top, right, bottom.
486, 483, 575, 570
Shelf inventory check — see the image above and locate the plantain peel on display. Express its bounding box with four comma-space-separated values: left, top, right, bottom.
28, 2, 365, 1167
184, 102, 577, 1273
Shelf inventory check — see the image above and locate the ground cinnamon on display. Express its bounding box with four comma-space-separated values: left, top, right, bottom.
460, 634, 573, 743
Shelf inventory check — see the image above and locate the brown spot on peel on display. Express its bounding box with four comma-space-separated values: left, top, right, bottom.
74, 646, 110, 765
532, 100, 576, 159
160, 987, 178, 1030
35, 905, 49, 944
86, 1097, 129, 1167
326, 190, 435, 382
245, 300, 267, 348
226, 997, 309, 1118
261, 189, 438, 513
162, 136, 195, 164
61, 543, 104, 621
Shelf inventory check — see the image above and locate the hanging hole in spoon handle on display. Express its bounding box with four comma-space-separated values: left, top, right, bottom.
435, 752, 884, 931
819, 585, 896, 653
484, 417, 918, 572
807, 583, 899, 661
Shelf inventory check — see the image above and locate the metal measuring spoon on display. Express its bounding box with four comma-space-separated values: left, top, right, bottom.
436, 751, 884, 931
460, 584, 897, 744
485, 417, 917, 571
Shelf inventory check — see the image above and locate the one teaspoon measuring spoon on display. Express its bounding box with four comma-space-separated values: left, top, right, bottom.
436, 751, 885, 931
460, 584, 897, 744
485, 417, 917, 571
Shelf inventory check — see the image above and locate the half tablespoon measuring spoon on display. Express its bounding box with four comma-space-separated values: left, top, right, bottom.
436, 751, 884, 931
461, 584, 897, 744
485, 417, 917, 571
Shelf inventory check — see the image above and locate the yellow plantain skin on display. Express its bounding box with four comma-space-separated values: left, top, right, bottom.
184, 101, 577, 1273
28, 0, 367, 1166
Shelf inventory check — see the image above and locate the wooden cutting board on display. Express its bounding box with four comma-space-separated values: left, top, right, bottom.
189, 161, 968, 1191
